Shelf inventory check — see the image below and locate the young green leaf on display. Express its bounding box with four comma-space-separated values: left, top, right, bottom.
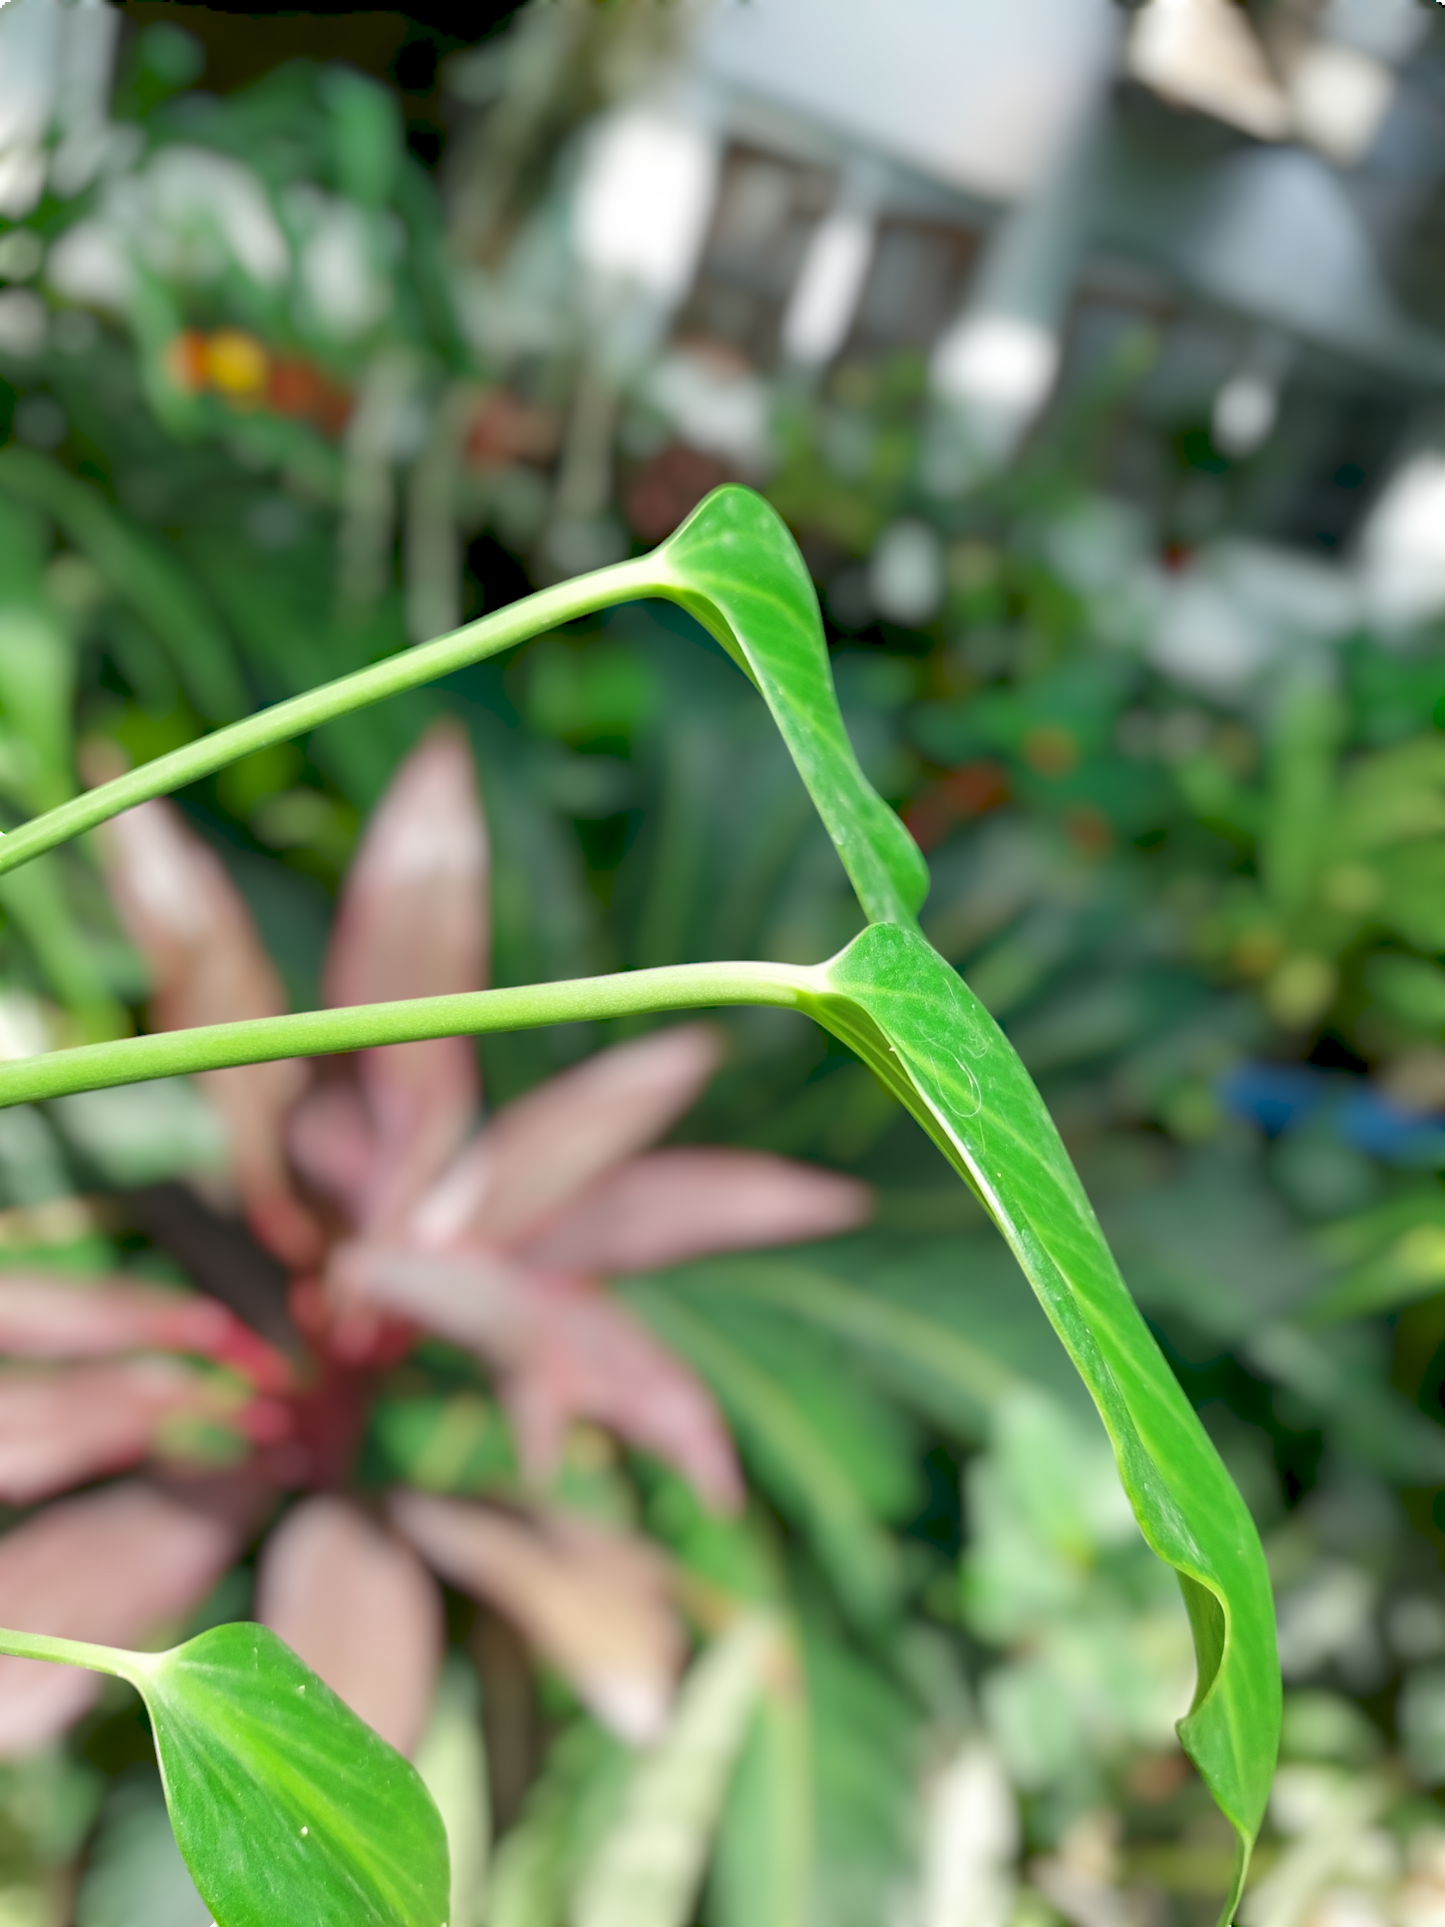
572, 1614, 777, 1927
803, 921, 1280, 1919
654, 488, 929, 931
146, 1622, 450, 1927
0, 1621, 450, 1927
707, 1642, 810, 1927
623, 1285, 903, 1628
0, 486, 914, 915
0, 446, 248, 722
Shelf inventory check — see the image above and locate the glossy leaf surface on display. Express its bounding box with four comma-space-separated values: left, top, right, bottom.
655, 488, 929, 930
144, 1622, 449, 1927
805, 921, 1279, 1912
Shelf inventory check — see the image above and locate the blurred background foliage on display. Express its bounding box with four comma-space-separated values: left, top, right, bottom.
4, 2, 1445, 1924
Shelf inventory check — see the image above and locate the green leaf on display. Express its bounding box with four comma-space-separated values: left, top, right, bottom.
800, 1615, 919, 1927
799, 921, 1278, 1918
76, 1770, 211, 1927
0, 448, 248, 723
572, 1615, 776, 1927
623, 1283, 903, 1627
0, 599, 75, 811
655, 487, 929, 929
707, 1653, 810, 1927
1310, 1194, 1445, 1323
0, 857, 123, 1029
662, 1255, 1023, 1436
484, 1721, 629, 1927
414, 1657, 490, 1927
138, 1623, 449, 1927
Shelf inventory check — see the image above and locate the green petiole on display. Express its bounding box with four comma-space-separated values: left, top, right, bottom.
0, 550, 663, 880
0, 960, 820, 1107
0, 1623, 156, 1685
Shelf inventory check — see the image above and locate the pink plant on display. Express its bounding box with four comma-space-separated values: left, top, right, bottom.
0, 726, 869, 1754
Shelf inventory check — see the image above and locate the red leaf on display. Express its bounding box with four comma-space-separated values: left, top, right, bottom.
101, 801, 319, 1265
0, 1276, 292, 1391
410, 1027, 723, 1254
0, 1360, 225, 1503
390, 1490, 683, 1744
334, 1243, 742, 1511
0, 1480, 243, 1755
517, 1148, 873, 1273
256, 1496, 443, 1757
321, 725, 489, 1234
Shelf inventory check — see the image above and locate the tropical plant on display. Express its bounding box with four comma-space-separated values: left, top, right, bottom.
0, 485, 1282, 1926
0, 709, 868, 1772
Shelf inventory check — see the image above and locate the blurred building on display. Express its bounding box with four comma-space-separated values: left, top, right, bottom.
9, 0, 1445, 682
507, 0, 1445, 679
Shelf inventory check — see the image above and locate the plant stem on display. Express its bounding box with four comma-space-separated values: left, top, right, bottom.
0, 961, 822, 1107
0, 553, 661, 878
0, 1624, 153, 1685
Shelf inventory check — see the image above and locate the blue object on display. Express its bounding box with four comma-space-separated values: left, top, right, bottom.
1219, 1063, 1326, 1137
1219, 1061, 1445, 1167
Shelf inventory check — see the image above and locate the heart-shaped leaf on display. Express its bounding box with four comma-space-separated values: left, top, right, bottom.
655, 487, 929, 930
136, 1622, 448, 1927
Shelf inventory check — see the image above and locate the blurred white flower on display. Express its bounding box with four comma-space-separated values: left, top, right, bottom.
146, 147, 288, 286
284, 185, 395, 340
46, 145, 290, 321
870, 520, 945, 627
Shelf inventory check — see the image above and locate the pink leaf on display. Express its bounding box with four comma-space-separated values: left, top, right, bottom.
0, 1480, 243, 1756
517, 1148, 873, 1273
322, 725, 490, 1234
0, 1360, 227, 1503
285, 1072, 387, 1224
411, 1027, 724, 1254
101, 801, 319, 1265
255, 1495, 443, 1757
390, 1489, 684, 1745
0, 1276, 292, 1391
334, 1243, 742, 1511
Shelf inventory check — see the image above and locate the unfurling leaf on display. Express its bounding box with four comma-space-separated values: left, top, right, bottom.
655, 488, 928, 929
0, 480, 1279, 1922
